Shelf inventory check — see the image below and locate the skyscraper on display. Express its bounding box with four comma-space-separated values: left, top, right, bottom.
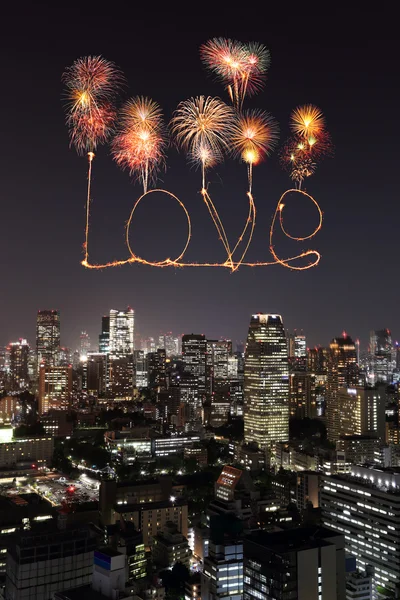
370, 328, 394, 384
99, 316, 110, 354
182, 334, 207, 398
158, 333, 180, 357
326, 334, 359, 442
79, 331, 90, 359
8, 339, 29, 391
36, 310, 60, 368
244, 314, 289, 449
109, 308, 134, 355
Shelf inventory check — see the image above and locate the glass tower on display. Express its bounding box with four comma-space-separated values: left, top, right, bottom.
244, 314, 289, 449
109, 308, 134, 355
36, 310, 60, 368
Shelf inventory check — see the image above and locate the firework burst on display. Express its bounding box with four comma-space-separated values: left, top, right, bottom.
290, 104, 325, 139
112, 97, 167, 193
62, 55, 123, 154
171, 96, 234, 183
200, 38, 270, 108
231, 109, 279, 165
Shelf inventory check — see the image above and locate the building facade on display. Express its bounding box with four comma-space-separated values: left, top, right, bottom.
244, 314, 289, 449
36, 310, 60, 368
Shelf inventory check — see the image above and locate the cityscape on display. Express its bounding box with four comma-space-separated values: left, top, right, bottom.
1, 13, 398, 600
1, 308, 400, 599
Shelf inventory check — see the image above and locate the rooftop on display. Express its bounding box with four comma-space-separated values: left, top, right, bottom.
245, 526, 341, 554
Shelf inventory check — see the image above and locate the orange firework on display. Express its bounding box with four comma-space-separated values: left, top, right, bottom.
62, 55, 123, 154
231, 109, 279, 165
112, 97, 167, 193
200, 38, 270, 108
290, 104, 325, 139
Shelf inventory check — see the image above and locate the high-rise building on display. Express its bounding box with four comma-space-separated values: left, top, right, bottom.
133, 350, 148, 388
158, 333, 180, 357
243, 527, 346, 600
109, 308, 134, 355
326, 334, 359, 442
321, 466, 400, 597
99, 316, 110, 354
202, 515, 243, 600
244, 314, 289, 449
79, 331, 90, 359
109, 355, 134, 399
289, 371, 317, 418
206, 339, 231, 394
8, 339, 29, 390
182, 334, 207, 400
147, 349, 167, 391
330, 386, 386, 441
36, 310, 60, 368
370, 328, 394, 384
288, 330, 307, 369
38, 364, 72, 414
84, 352, 108, 396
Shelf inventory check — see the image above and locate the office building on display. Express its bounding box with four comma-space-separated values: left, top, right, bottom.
84, 352, 108, 396
244, 314, 289, 449
289, 371, 317, 418
370, 328, 394, 384
99, 316, 110, 354
346, 569, 373, 600
79, 331, 90, 359
326, 335, 359, 442
133, 350, 148, 389
296, 471, 320, 511
321, 466, 400, 597
5, 522, 99, 600
36, 309, 60, 367
182, 334, 207, 400
152, 521, 191, 568
202, 518, 243, 600
243, 527, 346, 600
109, 355, 134, 399
158, 333, 180, 357
329, 386, 386, 442
0, 430, 54, 468
8, 339, 29, 391
109, 308, 134, 355
38, 364, 72, 414
206, 339, 231, 394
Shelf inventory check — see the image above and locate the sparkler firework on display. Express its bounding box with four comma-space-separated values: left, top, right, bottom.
63, 45, 331, 272
62, 55, 123, 265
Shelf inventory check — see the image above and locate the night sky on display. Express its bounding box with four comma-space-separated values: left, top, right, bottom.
1, 16, 398, 352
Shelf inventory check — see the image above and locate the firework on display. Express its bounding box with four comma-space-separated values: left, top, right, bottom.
171, 96, 234, 183
231, 109, 279, 165
290, 104, 325, 139
63, 55, 123, 154
200, 38, 270, 108
241, 42, 271, 99
112, 97, 167, 193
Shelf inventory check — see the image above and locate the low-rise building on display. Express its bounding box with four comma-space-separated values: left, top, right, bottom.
0, 431, 54, 469
152, 522, 191, 568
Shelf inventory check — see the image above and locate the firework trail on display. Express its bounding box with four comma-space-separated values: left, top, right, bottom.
112, 97, 167, 194
171, 96, 236, 267
62, 55, 123, 265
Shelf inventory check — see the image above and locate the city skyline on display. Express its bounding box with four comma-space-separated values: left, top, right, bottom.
0, 19, 397, 356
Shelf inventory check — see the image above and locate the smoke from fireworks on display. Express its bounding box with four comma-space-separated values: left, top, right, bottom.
112, 97, 167, 193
